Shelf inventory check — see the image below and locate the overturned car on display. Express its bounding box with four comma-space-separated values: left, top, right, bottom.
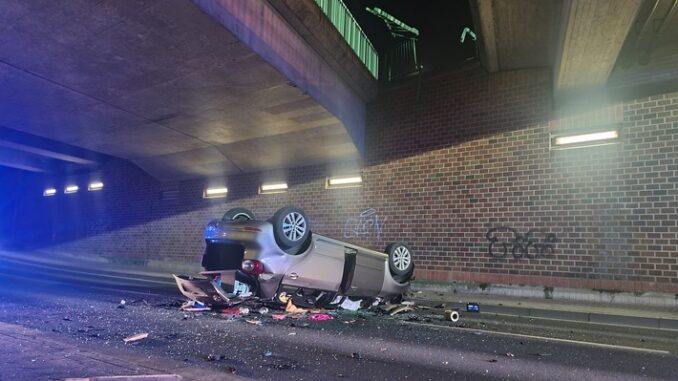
174, 206, 414, 308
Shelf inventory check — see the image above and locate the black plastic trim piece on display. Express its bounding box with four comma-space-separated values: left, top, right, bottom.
340, 247, 357, 294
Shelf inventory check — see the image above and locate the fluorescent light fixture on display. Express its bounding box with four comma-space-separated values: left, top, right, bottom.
551, 130, 619, 150
64, 185, 79, 194
203, 187, 228, 199
260, 182, 288, 194
88, 181, 104, 191
43, 188, 57, 197
326, 175, 362, 189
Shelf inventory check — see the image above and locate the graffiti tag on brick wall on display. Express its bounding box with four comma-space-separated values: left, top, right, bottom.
486, 227, 556, 259
343, 208, 387, 240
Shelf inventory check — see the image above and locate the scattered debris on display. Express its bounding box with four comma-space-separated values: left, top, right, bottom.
239, 307, 250, 316
342, 320, 357, 324
307, 313, 333, 321
288, 332, 296, 336
285, 300, 308, 314
204, 354, 227, 362
272, 314, 287, 320
63, 317, 72, 321
534, 353, 552, 357
181, 300, 210, 312
389, 305, 414, 316
263, 351, 273, 357
272, 360, 298, 370
118, 299, 126, 309
225, 365, 237, 373
258, 307, 269, 315
486, 359, 498, 363
340, 298, 362, 311
444, 309, 460, 322
278, 292, 291, 304
123, 332, 149, 343
157, 299, 185, 309
466, 303, 480, 312
245, 319, 262, 326
406, 314, 431, 322
381, 304, 400, 313
221, 308, 240, 319
401, 301, 416, 306
434, 303, 446, 309
351, 352, 363, 360
505, 352, 515, 357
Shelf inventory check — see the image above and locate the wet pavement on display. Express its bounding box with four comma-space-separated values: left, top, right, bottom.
0, 253, 677, 380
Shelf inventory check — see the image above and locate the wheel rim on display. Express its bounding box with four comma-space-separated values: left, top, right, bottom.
393, 246, 411, 271
282, 212, 306, 242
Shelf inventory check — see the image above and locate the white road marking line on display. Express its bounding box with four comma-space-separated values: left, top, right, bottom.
482, 311, 678, 332
403, 321, 672, 355
0, 258, 174, 285
0, 253, 175, 280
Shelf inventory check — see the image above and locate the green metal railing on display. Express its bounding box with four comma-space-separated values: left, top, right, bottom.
314, 0, 379, 80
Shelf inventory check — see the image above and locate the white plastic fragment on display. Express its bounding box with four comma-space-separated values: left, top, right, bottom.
340, 298, 362, 311
123, 332, 149, 343
389, 305, 414, 316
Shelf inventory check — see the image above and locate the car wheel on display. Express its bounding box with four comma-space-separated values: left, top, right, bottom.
271, 206, 311, 252
222, 207, 256, 222
386, 243, 414, 280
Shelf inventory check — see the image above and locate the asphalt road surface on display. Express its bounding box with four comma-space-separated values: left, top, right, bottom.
0, 253, 676, 381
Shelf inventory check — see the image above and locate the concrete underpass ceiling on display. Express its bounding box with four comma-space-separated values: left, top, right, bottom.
0, 0, 358, 181
470, 0, 562, 72
609, 0, 678, 94
471, 0, 678, 102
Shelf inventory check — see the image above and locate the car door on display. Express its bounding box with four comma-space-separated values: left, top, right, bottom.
342, 246, 386, 297
280, 237, 344, 292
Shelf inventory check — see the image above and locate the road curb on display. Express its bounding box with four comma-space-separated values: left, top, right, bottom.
421, 299, 678, 331
410, 280, 678, 308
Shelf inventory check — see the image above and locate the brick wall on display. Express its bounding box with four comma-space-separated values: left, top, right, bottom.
13, 66, 678, 293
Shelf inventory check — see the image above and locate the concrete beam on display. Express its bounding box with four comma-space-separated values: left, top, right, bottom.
554, 0, 643, 96
0, 147, 50, 173
469, 0, 499, 72
0, 139, 96, 166
191, 0, 367, 154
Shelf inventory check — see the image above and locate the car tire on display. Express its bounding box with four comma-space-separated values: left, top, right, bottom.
222, 207, 255, 222
386, 243, 414, 281
271, 206, 311, 252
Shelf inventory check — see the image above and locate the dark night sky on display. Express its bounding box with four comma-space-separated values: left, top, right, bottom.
342, 0, 477, 73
